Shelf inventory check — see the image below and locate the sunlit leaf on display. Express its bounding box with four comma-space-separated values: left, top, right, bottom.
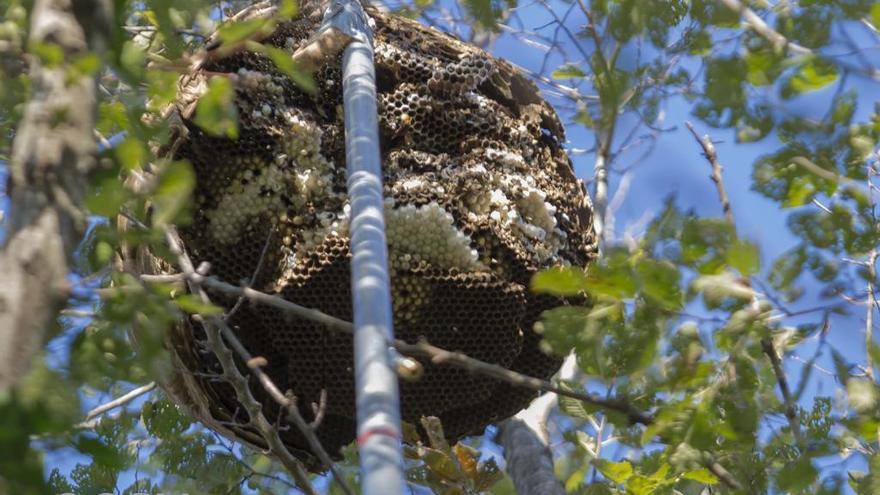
151, 160, 195, 226
682, 467, 718, 484
256, 43, 317, 93
726, 238, 760, 276
783, 57, 838, 97
531, 266, 589, 296
595, 459, 633, 484
194, 76, 239, 138
552, 64, 587, 80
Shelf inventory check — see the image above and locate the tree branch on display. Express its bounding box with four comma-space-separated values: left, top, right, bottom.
495, 355, 576, 495
866, 250, 877, 381
686, 122, 734, 225
148, 267, 654, 425
717, 0, 812, 56
688, 121, 801, 445
83, 382, 157, 422
164, 229, 320, 495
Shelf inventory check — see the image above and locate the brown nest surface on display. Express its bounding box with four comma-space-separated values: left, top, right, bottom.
122, 3, 597, 468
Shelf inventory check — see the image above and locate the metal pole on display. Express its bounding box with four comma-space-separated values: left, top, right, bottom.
319, 1, 405, 493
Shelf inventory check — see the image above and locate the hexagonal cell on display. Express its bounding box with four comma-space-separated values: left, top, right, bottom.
149, 4, 598, 468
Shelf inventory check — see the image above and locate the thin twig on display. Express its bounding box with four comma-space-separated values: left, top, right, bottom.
706, 460, 743, 491
717, 0, 812, 56
866, 250, 877, 381
760, 338, 802, 440
225, 229, 274, 321
168, 228, 353, 495
791, 156, 856, 185
83, 382, 157, 421
174, 267, 654, 425
397, 340, 654, 425
686, 122, 733, 225
164, 228, 319, 495
865, 157, 878, 382
229, 330, 355, 495
688, 121, 802, 447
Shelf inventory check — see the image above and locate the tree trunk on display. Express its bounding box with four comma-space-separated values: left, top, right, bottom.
496, 355, 577, 495
0, 0, 112, 393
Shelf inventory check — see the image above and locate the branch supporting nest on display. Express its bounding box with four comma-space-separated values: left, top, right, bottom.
147, 267, 654, 426
164, 228, 332, 495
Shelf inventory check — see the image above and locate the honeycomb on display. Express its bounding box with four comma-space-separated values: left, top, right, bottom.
147, 4, 598, 468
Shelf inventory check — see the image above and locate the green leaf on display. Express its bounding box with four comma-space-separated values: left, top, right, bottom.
257, 43, 317, 94
422, 447, 464, 482
635, 258, 682, 309
777, 456, 817, 492
784, 57, 838, 97
744, 47, 784, 87
194, 76, 239, 138
847, 379, 878, 413
565, 464, 589, 493
115, 137, 146, 171
726, 239, 760, 276
30, 42, 65, 67
460, 0, 511, 29
581, 250, 638, 300
86, 166, 127, 217
595, 459, 633, 484
691, 272, 754, 306
152, 160, 195, 226
279, 0, 299, 18
119, 40, 146, 80
531, 267, 589, 295
574, 110, 594, 128
473, 458, 503, 491
217, 18, 274, 46
558, 392, 595, 420
552, 64, 587, 80
173, 294, 224, 316
582, 485, 613, 495
73, 436, 126, 471
535, 306, 591, 356
682, 468, 718, 485
784, 174, 818, 207
142, 400, 190, 439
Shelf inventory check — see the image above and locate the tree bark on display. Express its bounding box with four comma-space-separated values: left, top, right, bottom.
496, 355, 577, 495
0, 0, 112, 393
497, 393, 567, 495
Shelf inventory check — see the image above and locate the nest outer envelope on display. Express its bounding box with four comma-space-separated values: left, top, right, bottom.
122, 5, 598, 470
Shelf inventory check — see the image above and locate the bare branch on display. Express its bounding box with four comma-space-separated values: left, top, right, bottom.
866, 250, 877, 381
686, 122, 734, 225
760, 338, 802, 440
84, 382, 157, 422
160, 266, 655, 425
706, 460, 744, 491
791, 156, 856, 185
233, 332, 354, 495
164, 229, 320, 495
396, 340, 654, 426
717, 0, 812, 56
688, 121, 803, 445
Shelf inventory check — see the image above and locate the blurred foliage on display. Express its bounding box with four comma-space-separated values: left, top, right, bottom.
0, 0, 878, 494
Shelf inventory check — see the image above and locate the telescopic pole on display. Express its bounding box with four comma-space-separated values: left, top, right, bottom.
317, 0, 405, 493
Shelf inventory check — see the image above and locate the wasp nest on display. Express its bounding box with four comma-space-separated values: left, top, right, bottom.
148, 5, 597, 467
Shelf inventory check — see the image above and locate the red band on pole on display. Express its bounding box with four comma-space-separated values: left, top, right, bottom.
357, 426, 401, 446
